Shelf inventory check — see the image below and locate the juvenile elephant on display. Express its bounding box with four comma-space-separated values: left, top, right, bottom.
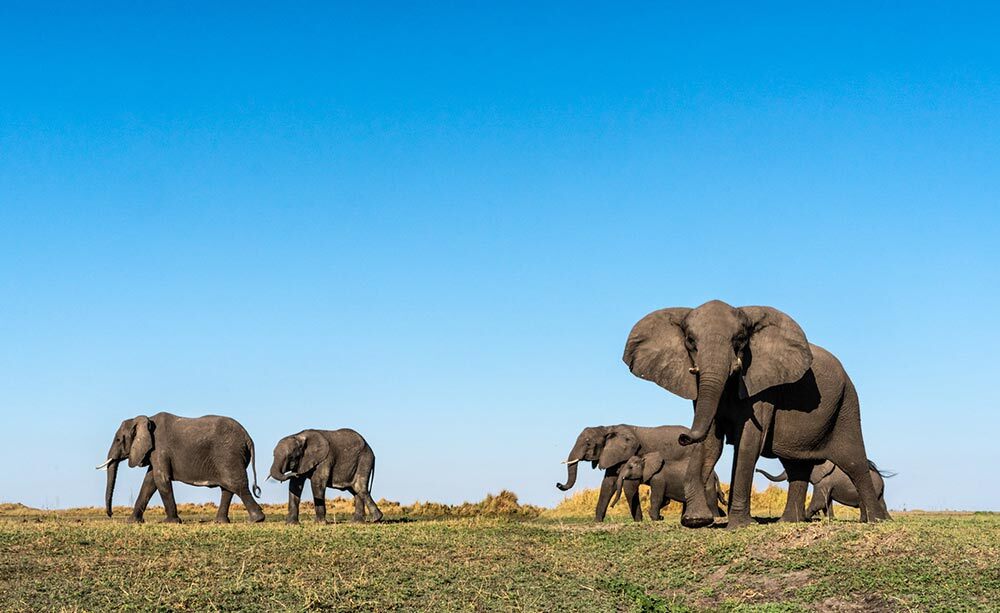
624, 300, 889, 528
98, 412, 265, 524
757, 460, 892, 520
270, 429, 383, 524
610, 452, 727, 520
556, 424, 724, 522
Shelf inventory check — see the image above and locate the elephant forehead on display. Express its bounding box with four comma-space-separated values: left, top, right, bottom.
686, 303, 742, 331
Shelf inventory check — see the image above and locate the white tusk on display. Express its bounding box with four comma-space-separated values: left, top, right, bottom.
689, 367, 700, 374
561, 459, 581, 465
95, 458, 114, 470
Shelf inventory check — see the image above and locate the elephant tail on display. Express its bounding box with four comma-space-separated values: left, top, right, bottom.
868, 460, 896, 479
755, 468, 787, 482
249, 438, 262, 498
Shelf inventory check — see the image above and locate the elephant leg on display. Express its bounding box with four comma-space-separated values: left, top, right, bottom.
805, 485, 826, 519
832, 456, 889, 522
726, 423, 766, 529
152, 470, 181, 523
624, 479, 643, 522
286, 476, 305, 524
129, 470, 157, 523
310, 476, 328, 524
595, 471, 617, 522
778, 460, 811, 523
352, 492, 365, 522
648, 479, 666, 521
827, 498, 836, 520
359, 490, 383, 523
681, 421, 724, 528
215, 489, 233, 524
235, 482, 265, 523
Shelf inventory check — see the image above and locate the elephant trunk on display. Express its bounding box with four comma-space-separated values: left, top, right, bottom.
557, 441, 586, 491
104, 460, 120, 518
610, 474, 625, 508
557, 460, 580, 491
679, 372, 726, 446
755, 468, 787, 482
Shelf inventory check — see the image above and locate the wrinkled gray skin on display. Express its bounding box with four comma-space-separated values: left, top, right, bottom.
757, 460, 892, 520
270, 429, 383, 524
610, 452, 727, 520
556, 424, 724, 522
624, 300, 890, 528
100, 413, 264, 524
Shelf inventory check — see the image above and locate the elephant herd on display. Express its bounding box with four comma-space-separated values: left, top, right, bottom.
97, 299, 891, 528
100, 413, 382, 524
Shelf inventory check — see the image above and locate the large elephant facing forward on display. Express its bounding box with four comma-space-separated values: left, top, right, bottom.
98, 412, 265, 524
556, 424, 723, 522
623, 300, 890, 528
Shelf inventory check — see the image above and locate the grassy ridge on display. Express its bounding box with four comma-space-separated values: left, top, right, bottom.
1, 499, 996, 611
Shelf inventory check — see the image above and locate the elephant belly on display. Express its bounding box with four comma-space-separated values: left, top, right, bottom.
830, 482, 860, 507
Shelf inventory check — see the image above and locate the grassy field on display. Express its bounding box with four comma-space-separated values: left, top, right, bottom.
0, 496, 996, 612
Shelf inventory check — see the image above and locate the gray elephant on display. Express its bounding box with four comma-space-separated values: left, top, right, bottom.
270, 429, 383, 524
623, 300, 890, 528
757, 460, 892, 519
98, 412, 265, 524
610, 452, 727, 520
556, 424, 724, 522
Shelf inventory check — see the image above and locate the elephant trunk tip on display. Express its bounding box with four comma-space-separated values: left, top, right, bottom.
678, 431, 706, 447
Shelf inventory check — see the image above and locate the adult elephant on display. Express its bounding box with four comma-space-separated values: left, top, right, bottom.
623, 300, 889, 528
556, 424, 723, 522
98, 412, 265, 524
757, 460, 892, 520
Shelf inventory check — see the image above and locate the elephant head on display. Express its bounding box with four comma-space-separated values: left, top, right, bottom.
610, 452, 665, 508
556, 426, 609, 491
97, 415, 154, 517
597, 426, 640, 470
623, 300, 812, 446
270, 431, 330, 482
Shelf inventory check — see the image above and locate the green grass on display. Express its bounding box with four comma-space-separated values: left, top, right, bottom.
0, 508, 996, 611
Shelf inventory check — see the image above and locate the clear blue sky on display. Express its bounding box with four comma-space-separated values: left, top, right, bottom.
2, 3, 998, 512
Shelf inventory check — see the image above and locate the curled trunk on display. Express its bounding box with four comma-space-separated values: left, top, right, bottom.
679, 373, 725, 446
104, 460, 119, 517
557, 461, 579, 491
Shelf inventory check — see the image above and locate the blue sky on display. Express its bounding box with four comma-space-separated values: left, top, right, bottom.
1, 3, 998, 511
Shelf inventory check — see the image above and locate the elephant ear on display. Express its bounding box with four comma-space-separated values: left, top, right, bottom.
623, 307, 696, 400
641, 452, 665, 483
128, 416, 154, 468
738, 306, 813, 397
298, 431, 331, 474
598, 429, 635, 469
810, 460, 837, 484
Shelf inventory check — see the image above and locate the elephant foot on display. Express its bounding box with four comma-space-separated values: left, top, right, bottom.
681, 513, 714, 528
725, 514, 754, 530
315, 517, 331, 525
214, 516, 231, 524
126, 515, 144, 524
161, 517, 182, 524
779, 511, 807, 523
285, 518, 301, 526
247, 512, 266, 524
372, 511, 384, 523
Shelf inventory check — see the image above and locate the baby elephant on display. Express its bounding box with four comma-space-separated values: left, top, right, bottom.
610, 452, 727, 520
757, 460, 892, 520
270, 429, 383, 524
98, 412, 265, 524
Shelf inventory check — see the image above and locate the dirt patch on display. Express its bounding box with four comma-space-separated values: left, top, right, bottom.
754, 523, 839, 559
817, 594, 896, 612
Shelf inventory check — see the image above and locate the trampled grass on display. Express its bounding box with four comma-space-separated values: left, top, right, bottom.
0, 497, 996, 612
